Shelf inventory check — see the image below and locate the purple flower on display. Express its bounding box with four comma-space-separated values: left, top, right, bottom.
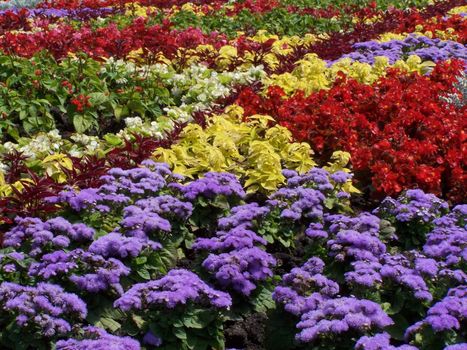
355, 332, 418, 350
218, 203, 270, 230
56, 326, 140, 350
28, 249, 130, 294
114, 269, 232, 311
296, 297, 393, 343
134, 195, 193, 220
193, 226, 267, 252
270, 187, 326, 222
327, 230, 386, 262
50, 162, 177, 212
273, 258, 332, 316
171, 172, 245, 201
89, 232, 161, 259
3, 217, 94, 257
330, 34, 467, 65
0, 282, 87, 338
120, 205, 172, 238
405, 286, 467, 340
330, 171, 352, 184
375, 190, 448, 225
202, 247, 276, 296
444, 345, 467, 350
143, 330, 162, 347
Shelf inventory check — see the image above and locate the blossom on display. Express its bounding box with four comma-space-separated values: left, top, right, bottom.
114, 269, 232, 311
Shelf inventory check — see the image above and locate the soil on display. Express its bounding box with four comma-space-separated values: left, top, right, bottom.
224, 312, 268, 350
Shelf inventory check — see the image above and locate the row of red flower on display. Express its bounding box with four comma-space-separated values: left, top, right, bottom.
230, 60, 466, 203
1, 0, 464, 64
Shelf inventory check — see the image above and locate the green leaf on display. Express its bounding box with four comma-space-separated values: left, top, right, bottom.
97, 317, 121, 332
251, 285, 276, 312
137, 269, 151, 280
173, 326, 187, 340
104, 133, 123, 146
135, 256, 147, 265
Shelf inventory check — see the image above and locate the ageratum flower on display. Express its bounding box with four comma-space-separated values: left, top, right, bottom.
28, 249, 130, 294
281, 257, 338, 297
88, 232, 162, 259
273, 287, 325, 316
120, 205, 171, 238
405, 286, 467, 340
444, 344, 467, 350
142, 330, 162, 347
327, 230, 386, 262
375, 190, 449, 224
114, 269, 231, 311
355, 332, 418, 350
49, 162, 177, 212
134, 195, 193, 220
296, 297, 393, 343
202, 247, 276, 296
423, 208, 467, 266
217, 203, 270, 231
284, 167, 334, 192
331, 34, 467, 65
56, 326, 140, 350
0, 282, 87, 337
273, 258, 332, 316
3, 217, 94, 257
193, 226, 267, 252
346, 251, 466, 301
170, 172, 246, 201
325, 213, 381, 236
270, 187, 326, 221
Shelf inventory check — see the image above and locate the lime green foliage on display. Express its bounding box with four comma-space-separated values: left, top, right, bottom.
154, 105, 358, 194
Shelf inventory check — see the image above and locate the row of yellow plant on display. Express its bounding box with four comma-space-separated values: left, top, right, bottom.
154, 105, 359, 194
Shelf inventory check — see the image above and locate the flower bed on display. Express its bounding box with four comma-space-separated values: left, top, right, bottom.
0, 0, 466, 349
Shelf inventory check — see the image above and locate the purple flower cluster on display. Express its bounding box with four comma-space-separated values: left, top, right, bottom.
346, 253, 437, 301
283, 168, 335, 192
118, 194, 193, 238
331, 34, 467, 65
0, 7, 116, 19
405, 286, 467, 339
49, 161, 179, 212
120, 204, 172, 238
194, 202, 275, 296
193, 225, 267, 251
295, 297, 393, 343
217, 203, 270, 230
273, 257, 337, 315
28, 249, 130, 294
355, 333, 418, 350
134, 195, 193, 220
374, 189, 449, 224
202, 247, 276, 295
327, 230, 387, 262
0, 251, 25, 274
143, 330, 162, 347
270, 187, 326, 221
170, 172, 246, 201
326, 212, 382, 236
423, 205, 467, 266
444, 344, 467, 350
3, 217, 94, 257
88, 232, 161, 259
281, 257, 338, 297
114, 269, 231, 311
0, 282, 87, 337
56, 326, 141, 350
